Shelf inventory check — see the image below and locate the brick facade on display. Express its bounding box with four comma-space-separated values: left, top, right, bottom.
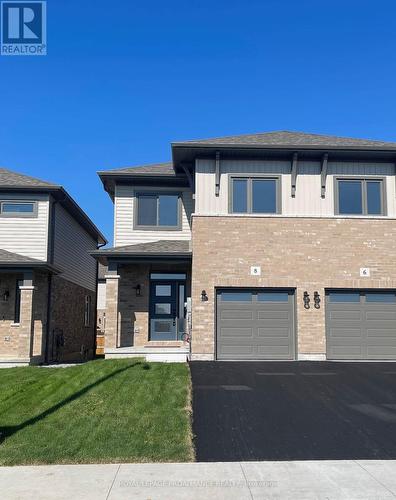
0, 272, 48, 362
47, 275, 96, 362
191, 216, 396, 360
0, 271, 96, 364
104, 264, 191, 351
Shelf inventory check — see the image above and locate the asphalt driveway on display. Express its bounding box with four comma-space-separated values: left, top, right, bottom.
190, 361, 396, 462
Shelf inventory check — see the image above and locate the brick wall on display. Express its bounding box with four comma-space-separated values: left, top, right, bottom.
118, 264, 150, 347
104, 263, 192, 351
191, 216, 396, 360
0, 274, 20, 358
0, 272, 47, 361
48, 275, 96, 362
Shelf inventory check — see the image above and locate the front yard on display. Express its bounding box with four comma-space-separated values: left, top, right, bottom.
0, 359, 194, 465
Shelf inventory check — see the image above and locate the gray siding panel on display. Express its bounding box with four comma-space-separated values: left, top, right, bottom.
52, 204, 97, 291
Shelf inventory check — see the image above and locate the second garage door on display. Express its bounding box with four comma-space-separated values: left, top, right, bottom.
326, 290, 396, 360
216, 289, 295, 360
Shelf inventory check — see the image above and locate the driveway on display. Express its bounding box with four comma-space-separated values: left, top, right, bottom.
190, 361, 396, 462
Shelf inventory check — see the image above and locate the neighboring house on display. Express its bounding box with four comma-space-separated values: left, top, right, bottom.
93, 131, 396, 362
0, 169, 106, 365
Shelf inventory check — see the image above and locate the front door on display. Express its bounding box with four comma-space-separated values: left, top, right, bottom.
150, 280, 186, 341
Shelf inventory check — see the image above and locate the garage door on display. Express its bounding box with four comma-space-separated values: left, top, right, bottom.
326, 290, 396, 360
216, 289, 295, 360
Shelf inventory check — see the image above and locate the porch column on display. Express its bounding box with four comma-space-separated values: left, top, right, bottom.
105, 263, 120, 350
18, 271, 34, 359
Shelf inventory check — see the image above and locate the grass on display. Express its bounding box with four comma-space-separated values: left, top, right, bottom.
0, 359, 194, 465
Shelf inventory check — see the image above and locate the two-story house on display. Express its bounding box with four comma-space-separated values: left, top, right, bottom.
94, 131, 396, 362
0, 168, 106, 366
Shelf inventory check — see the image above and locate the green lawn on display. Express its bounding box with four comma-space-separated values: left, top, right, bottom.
0, 359, 194, 465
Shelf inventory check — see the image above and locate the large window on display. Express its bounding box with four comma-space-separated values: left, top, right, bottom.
135, 193, 180, 229
0, 201, 37, 217
336, 179, 385, 216
230, 177, 280, 214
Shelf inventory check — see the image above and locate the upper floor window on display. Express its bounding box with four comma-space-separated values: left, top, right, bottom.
230, 177, 280, 214
336, 179, 385, 216
0, 201, 37, 217
135, 193, 181, 230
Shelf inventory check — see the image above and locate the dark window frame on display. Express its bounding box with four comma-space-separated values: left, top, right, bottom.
229, 175, 281, 214
134, 192, 182, 230
334, 177, 386, 216
0, 200, 38, 218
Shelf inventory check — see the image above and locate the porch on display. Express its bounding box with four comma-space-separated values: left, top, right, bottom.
92, 241, 192, 362
0, 249, 52, 366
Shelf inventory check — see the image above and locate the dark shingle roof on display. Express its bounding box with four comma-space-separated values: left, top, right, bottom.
0, 248, 43, 264
173, 131, 396, 149
91, 240, 191, 264
96, 240, 191, 255
99, 162, 175, 176
0, 168, 59, 188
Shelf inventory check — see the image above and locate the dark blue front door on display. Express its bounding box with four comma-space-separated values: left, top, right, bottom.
150, 280, 186, 340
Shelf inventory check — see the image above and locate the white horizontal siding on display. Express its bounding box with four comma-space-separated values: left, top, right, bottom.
0, 193, 49, 261
195, 159, 396, 218
52, 204, 97, 291
114, 184, 193, 246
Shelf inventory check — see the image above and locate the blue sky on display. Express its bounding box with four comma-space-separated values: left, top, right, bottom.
1, 0, 396, 243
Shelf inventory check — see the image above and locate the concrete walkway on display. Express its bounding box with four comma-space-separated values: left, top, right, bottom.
2, 460, 396, 499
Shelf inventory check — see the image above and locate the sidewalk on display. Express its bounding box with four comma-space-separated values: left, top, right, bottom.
1, 460, 396, 499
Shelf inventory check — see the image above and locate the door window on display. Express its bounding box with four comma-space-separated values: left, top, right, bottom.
155, 285, 171, 296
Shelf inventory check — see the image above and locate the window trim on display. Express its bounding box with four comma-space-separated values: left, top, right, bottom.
228, 175, 282, 215
0, 200, 38, 218
134, 192, 182, 230
334, 177, 387, 216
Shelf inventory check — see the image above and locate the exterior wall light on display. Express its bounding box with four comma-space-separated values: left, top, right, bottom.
201, 290, 208, 302
3, 290, 9, 302
134, 284, 141, 297
303, 291, 310, 309
314, 291, 321, 309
